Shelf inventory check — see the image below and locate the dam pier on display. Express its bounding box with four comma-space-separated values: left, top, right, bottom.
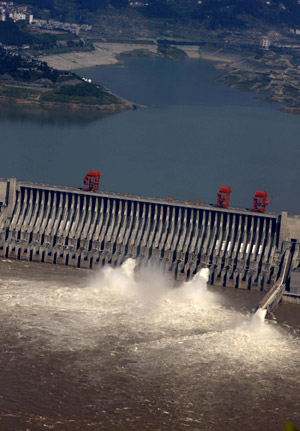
0, 177, 300, 297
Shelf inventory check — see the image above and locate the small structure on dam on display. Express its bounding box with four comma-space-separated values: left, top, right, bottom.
0, 177, 299, 294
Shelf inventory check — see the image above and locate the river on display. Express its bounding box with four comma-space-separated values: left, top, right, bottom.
0, 259, 299, 431
0, 57, 299, 213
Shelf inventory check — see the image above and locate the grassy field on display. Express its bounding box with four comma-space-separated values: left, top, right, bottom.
40, 82, 120, 105
0, 86, 40, 100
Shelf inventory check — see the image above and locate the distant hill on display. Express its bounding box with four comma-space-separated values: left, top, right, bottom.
13, 0, 300, 29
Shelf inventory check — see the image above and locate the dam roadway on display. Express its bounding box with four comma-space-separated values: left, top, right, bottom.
0, 177, 299, 293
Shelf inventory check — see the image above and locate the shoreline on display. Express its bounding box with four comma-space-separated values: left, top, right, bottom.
32, 42, 300, 114
41, 42, 243, 71
0, 95, 130, 112
41, 42, 206, 71
0, 89, 143, 113
41, 42, 159, 70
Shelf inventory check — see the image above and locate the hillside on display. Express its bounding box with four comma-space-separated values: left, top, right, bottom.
12, 0, 300, 30
5, 0, 300, 113
0, 47, 133, 111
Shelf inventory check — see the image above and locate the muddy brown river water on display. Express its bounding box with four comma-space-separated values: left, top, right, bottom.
0, 259, 299, 431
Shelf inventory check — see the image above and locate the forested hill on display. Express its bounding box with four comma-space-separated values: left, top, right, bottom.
12, 0, 300, 29
0, 21, 56, 47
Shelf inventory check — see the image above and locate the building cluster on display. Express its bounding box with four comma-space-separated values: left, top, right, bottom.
32, 19, 92, 35
0, 1, 92, 35
129, 1, 148, 7
260, 36, 271, 49
0, 1, 33, 23
290, 28, 300, 35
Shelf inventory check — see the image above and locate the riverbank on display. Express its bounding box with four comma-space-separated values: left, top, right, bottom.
0, 82, 137, 112
42, 41, 300, 113
0, 46, 140, 113
0, 94, 133, 112
42, 42, 159, 70
0, 75, 140, 113
197, 46, 300, 113
41, 41, 200, 70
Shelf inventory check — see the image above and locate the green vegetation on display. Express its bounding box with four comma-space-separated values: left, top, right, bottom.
0, 20, 56, 48
142, 1, 178, 19
40, 82, 120, 105
0, 85, 40, 100
0, 48, 126, 110
0, 46, 59, 82
119, 45, 187, 60
29, 41, 94, 58
157, 45, 187, 60
285, 421, 299, 431
0, 21, 32, 46
118, 49, 156, 59
12, 0, 300, 29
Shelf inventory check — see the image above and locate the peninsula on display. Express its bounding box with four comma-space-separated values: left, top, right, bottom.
0, 45, 134, 112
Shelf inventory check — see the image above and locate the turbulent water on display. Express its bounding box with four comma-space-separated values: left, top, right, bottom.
0, 259, 299, 431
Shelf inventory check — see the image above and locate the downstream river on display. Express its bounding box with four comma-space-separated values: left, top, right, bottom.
0, 57, 300, 213
0, 259, 299, 431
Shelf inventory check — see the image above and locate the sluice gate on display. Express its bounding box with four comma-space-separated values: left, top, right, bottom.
0, 177, 300, 292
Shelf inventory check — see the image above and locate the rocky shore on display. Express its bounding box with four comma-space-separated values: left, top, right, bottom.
197, 46, 300, 113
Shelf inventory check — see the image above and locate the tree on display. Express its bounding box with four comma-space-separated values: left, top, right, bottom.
143, 0, 178, 18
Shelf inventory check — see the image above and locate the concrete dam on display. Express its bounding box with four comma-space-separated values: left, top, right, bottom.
0, 177, 300, 294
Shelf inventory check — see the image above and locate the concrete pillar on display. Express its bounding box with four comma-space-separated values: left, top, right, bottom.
100, 199, 114, 243
133, 203, 146, 249
6, 177, 17, 218
153, 205, 164, 249
128, 202, 141, 247
189, 209, 200, 254
200, 210, 212, 255
182, 209, 194, 253
279, 211, 289, 246
147, 204, 159, 248
140, 203, 152, 248
122, 201, 135, 247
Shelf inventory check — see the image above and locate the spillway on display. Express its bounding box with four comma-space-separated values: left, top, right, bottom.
0, 177, 299, 293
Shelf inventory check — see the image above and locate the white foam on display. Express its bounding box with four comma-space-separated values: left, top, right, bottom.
251, 307, 267, 328
0, 259, 299, 374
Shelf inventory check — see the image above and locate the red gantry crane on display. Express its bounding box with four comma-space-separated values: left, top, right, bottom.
83, 170, 100, 192
216, 186, 232, 209
253, 191, 272, 213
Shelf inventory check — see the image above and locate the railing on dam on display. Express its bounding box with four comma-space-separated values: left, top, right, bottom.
0, 177, 299, 291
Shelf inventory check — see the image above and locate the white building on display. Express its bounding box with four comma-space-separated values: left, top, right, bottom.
260, 37, 271, 49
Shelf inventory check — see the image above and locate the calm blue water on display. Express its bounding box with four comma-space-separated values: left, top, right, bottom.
1, 58, 299, 213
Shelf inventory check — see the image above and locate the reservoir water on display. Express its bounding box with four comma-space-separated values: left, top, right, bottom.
1, 58, 300, 430
0, 57, 300, 213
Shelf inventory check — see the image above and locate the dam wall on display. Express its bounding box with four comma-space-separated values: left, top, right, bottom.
0, 177, 300, 291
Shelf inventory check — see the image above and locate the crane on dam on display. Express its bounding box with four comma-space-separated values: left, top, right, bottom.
216, 186, 232, 209
253, 191, 272, 213
83, 170, 100, 192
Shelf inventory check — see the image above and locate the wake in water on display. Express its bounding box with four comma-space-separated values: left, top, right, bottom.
0, 259, 299, 431
0, 258, 299, 371
90, 259, 218, 306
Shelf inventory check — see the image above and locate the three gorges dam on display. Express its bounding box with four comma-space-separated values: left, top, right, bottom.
0, 177, 300, 299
